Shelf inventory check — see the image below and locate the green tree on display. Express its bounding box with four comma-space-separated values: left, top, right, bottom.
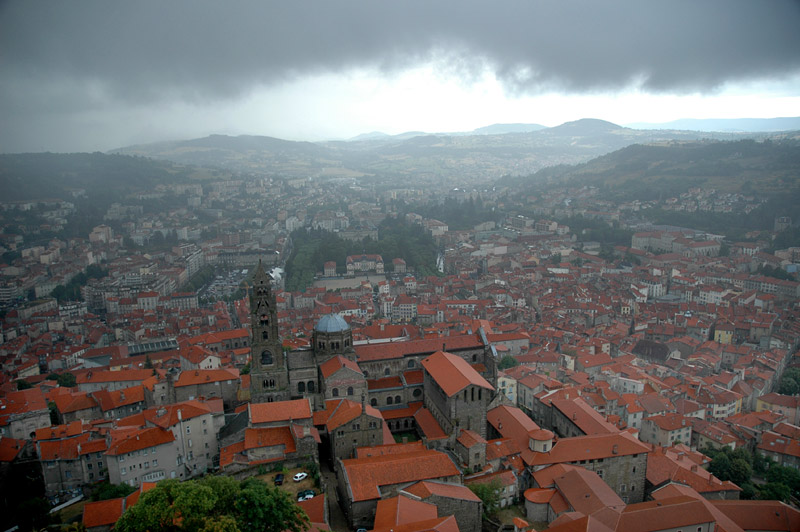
498, 355, 519, 370
47, 372, 77, 388
708, 453, 731, 481
728, 458, 752, 487
468, 479, 502, 519
758, 482, 792, 502
15, 379, 32, 390
115, 476, 308, 532
91, 481, 136, 501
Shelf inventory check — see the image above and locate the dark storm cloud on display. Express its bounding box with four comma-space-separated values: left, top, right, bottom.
2, 0, 799, 102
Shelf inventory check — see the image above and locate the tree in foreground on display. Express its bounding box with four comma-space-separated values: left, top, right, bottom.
115, 476, 309, 532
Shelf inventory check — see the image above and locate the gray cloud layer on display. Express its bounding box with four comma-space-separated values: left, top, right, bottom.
1, 1, 799, 151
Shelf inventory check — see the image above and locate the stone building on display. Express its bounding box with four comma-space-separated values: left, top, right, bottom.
336, 444, 461, 529
529, 431, 650, 504
421, 351, 495, 439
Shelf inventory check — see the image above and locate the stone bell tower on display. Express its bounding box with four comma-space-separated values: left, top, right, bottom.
249, 260, 289, 402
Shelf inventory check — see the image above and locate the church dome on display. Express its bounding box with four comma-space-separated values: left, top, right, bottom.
315, 313, 350, 333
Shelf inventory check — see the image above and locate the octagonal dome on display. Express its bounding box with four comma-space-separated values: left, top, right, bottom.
315, 313, 350, 333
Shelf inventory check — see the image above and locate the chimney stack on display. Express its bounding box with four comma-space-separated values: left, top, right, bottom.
612, 444, 619, 455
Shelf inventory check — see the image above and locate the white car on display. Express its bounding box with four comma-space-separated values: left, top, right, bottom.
293, 472, 308, 482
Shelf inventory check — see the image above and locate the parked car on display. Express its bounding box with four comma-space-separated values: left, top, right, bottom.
297, 489, 315, 501
293, 472, 308, 482
274, 473, 284, 485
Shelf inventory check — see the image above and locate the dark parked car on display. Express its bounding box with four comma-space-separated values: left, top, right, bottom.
274, 473, 284, 485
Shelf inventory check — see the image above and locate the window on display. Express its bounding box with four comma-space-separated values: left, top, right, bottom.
121, 467, 127, 475
202, 419, 207, 425
153, 459, 158, 466
188, 439, 193, 448
332, 388, 339, 397
394, 395, 401, 404
384, 367, 391, 376
262, 331, 268, 340
120, 455, 125, 462
308, 381, 315, 393
408, 359, 415, 368
413, 389, 422, 397
298, 381, 306, 393
370, 398, 377, 406
261, 350, 273, 365
186, 426, 191, 434
347, 386, 354, 396
387, 396, 393, 405
87, 463, 93, 470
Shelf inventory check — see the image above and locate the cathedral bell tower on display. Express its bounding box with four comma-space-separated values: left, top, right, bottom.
249, 260, 289, 402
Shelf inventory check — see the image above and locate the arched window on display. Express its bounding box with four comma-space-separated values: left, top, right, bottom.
263, 379, 275, 389
260, 315, 269, 325
394, 395, 401, 404
332, 388, 339, 397
384, 367, 391, 376
407, 359, 415, 368
261, 350, 273, 365
262, 331, 269, 340
298, 381, 306, 393
472, 354, 478, 362
404, 420, 409, 428
370, 398, 377, 406
347, 387, 354, 396
387, 396, 393, 405
307, 381, 315, 393
363, 370, 369, 378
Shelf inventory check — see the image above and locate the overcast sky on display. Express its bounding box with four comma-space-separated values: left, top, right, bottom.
1, 1, 799, 153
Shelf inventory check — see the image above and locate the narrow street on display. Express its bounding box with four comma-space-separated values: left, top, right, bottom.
321, 461, 350, 532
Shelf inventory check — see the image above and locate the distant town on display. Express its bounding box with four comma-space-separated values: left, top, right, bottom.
1, 144, 800, 532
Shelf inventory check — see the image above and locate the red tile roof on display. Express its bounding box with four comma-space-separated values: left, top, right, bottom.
487, 405, 540, 450
421, 351, 493, 397
531, 431, 650, 466
341, 449, 460, 502
244, 427, 296, 454
618, 496, 717, 531
374, 495, 438, 529
711, 499, 800, 532
106, 427, 174, 456
402, 480, 481, 503
174, 368, 238, 387
249, 398, 311, 424
82, 498, 125, 529
0, 436, 24, 462
551, 397, 618, 435
355, 334, 483, 362
143, 400, 212, 428
413, 408, 447, 440
319, 355, 362, 379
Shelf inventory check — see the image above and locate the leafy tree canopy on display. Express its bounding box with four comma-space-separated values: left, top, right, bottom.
498, 355, 519, 370
91, 481, 136, 502
47, 372, 77, 388
468, 479, 502, 518
115, 476, 309, 532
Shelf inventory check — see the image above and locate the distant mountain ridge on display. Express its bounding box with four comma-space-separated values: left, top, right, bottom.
109, 118, 792, 181
626, 117, 800, 132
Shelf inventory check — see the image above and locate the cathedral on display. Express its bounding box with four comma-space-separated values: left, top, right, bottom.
247, 260, 499, 428
249, 260, 361, 407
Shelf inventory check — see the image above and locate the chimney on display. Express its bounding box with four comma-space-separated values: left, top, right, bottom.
178, 409, 182, 421
612, 444, 618, 455
691, 464, 698, 472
